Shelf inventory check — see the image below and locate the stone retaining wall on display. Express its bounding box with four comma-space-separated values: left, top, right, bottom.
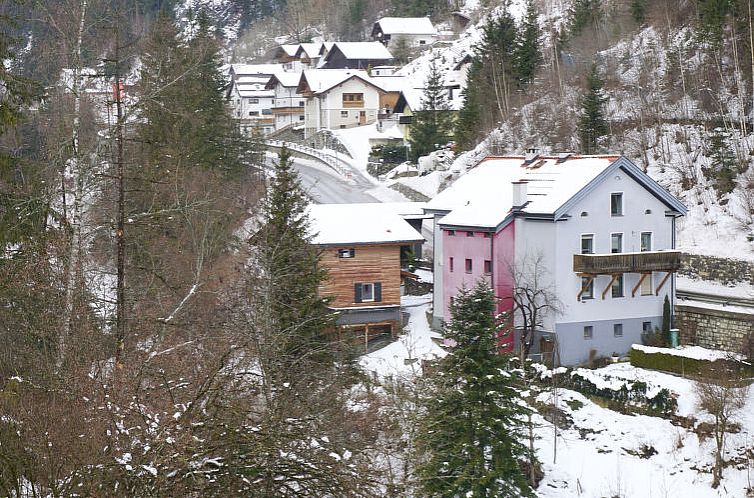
679, 253, 754, 285
676, 303, 754, 354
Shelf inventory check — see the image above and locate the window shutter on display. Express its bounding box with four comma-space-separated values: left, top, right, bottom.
354, 283, 362, 303
374, 282, 382, 302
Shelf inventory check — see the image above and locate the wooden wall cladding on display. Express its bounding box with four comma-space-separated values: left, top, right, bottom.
319, 243, 401, 308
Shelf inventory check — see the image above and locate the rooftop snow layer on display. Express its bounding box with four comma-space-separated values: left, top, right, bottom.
375, 17, 437, 35
309, 203, 425, 245
299, 69, 372, 94
430, 155, 620, 228
266, 71, 301, 88
330, 42, 393, 60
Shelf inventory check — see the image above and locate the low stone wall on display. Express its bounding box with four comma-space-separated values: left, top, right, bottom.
676, 303, 754, 354
679, 253, 754, 286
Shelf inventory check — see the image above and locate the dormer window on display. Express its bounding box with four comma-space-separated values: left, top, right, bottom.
611, 192, 623, 216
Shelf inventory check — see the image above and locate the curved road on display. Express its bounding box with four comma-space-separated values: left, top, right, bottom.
292, 158, 379, 204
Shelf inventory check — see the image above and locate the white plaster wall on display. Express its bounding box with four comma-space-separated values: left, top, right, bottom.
553, 169, 675, 326
514, 217, 558, 332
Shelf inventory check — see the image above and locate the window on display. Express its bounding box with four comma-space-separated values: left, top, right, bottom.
298, 101, 304, 107
447, 230, 455, 236
466, 231, 474, 237
361, 283, 374, 301
465, 259, 473, 273
339, 125, 346, 129
338, 248, 355, 258
581, 277, 594, 300
483, 232, 492, 238
613, 323, 623, 337
342, 93, 364, 103
299, 115, 305, 121
449, 257, 454, 272
640, 273, 653, 296
355, 282, 381, 303
642, 321, 653, 333
640, 232, 652, 252
249, 111, 259, 116
611, 274, 624, 298
611, 192, 623, 216
340, 111, 349, 117
584, 325, 593, 339
249, 98, 259, 104
611, 233, 623, 253
262, 109, 272, 115
484, 260, 492, 274
419, 40, 426, 45
581, 234, 594, 254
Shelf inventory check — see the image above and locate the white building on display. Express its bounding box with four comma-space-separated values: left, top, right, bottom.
371, 17, 438, 49
298, 69, 386, 137
265, 71, 306, 132
426, 154, 687, 365
226, 64, 282, 135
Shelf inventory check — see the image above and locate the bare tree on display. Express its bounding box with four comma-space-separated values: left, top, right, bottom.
696, 370, 750, 489
508, 251, 563, 362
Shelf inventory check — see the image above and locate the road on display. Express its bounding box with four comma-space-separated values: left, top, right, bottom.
292, 158, 379, 204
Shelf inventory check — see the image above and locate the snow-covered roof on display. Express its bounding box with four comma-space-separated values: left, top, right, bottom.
296, 43, 322, 59
309, 203, 425, 246
279, 44, 299, 57
430, 155, 685, 229
374, 17, 437, 36
370, 75, 406, 92
266, 71, 302, 88
230, 64, 281, 78
298, 69, 381, 95
328, 42, 393, 61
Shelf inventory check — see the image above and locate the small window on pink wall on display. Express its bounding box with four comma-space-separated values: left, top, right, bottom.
466, 231, 474, 237
449, 257, 454, 272
447, 230, 455, 236
465, 259, 472, 273
484, 260, 492, 274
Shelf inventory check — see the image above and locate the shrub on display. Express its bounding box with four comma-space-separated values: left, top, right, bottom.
630, 347, 754, 378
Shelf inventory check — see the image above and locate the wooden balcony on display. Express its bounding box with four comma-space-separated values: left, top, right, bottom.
573, 251, 682, 275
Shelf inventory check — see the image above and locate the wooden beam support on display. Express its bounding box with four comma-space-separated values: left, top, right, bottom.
602, 274, 620, 300
577, 275, 594, 300
655, 271, 672, 295
632, 273, 649, 297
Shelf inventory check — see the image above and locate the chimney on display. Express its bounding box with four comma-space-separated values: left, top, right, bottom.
512, 181, 528, 209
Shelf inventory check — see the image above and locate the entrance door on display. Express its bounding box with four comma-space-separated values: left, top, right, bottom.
359, 110, 366, 125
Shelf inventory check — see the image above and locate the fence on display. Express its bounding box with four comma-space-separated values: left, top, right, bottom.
265, 139, 349, 177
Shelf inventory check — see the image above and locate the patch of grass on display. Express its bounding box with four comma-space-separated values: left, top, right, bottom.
565, 398, 584, 411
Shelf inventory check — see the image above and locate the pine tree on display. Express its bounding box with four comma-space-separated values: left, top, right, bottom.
561, 0, 603, 46
254, 145, 335, 373
578, 64, 609, 154
454, 62, 483, 150
409, 60, 453, 161
417, 281, 534, 498
705, 127, 737, 196
513, 0, 542, 86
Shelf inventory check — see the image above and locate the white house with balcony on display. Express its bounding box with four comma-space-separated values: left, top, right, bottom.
425, 154, 687, 365
265, 71, 306, 132
227, 64, 282, 135
298, 69, 386, 137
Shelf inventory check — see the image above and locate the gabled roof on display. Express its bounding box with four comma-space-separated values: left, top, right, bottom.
297, 69, 385, 95
295, 42, 322, 59
370, 75, 406, 92
309, 203, 425, 246
265, 71, 302, 89
326, 42, 393, 61
277, 44, 299, 57
429, 155, 686, 229
373, 17, 437, 36
229, 64, 281, 79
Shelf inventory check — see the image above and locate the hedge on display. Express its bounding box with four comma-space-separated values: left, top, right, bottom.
629, 347, 754, 378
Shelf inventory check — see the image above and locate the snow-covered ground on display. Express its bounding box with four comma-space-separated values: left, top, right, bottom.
535, 362, 754, 497
359, 294, 445, 379
360, 299, 754, 496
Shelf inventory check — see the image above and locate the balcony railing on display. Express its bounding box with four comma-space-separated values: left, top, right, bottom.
573, 251, 682, 274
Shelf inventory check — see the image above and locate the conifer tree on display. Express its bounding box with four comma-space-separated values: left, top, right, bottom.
514, 0, 542, 86
409, 60, 453, 161
254, 145, 335, 375
417, 281, 534, 498
561, 0, 603, 46
578, 64, 609, 154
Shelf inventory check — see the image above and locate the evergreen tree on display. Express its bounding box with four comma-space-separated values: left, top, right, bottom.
513, 0, 542, 86
454, 61, 483, 150
417, 282, 534, 498
705, 127, 737, 196
409, 60, 453, 161
254, 145, 335, 373
561, 0, 603, 46
577, 64, 609, 154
